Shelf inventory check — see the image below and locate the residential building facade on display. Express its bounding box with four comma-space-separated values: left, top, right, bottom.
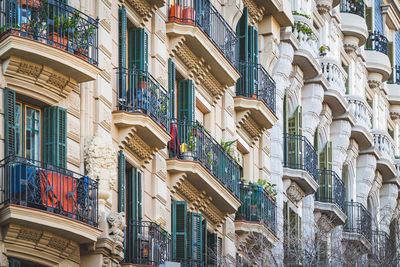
0, 0, 399, 266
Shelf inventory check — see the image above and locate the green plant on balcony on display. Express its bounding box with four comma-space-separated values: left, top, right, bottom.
257, 179, 277, 201
294, 21, 315, 41
319, 45, 330, 56
292, 11, 311, 19
221, 139, 237, 156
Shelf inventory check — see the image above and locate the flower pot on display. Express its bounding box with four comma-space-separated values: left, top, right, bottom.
18, 0, 40, 8
74, 48, 89, 60
251, 94, 257, 99
169, 5, 183, 23
49, 32, 68, 51
319, 52, 327, 57
183, 7, 195, 24
182, 151, 195, 161
138, 80, 149, 90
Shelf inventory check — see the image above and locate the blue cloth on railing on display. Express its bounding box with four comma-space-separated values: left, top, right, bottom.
10, 163, 37, 194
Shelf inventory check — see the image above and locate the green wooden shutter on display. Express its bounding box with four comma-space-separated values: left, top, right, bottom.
207, 232, 218, 265
217, 237, 222, 263
172, 201, 187, 262
202, 219, 207, 266
119, 7, 127, 99
283, 201, 289, 243
284, 89, 289, 133
188, 212, 203, 265
9, 258, 21, 267
177, 79, 195, 121
43, 106, 67, 168
248, 26, 258, 96
319, 144, 326, 170
118, 151, 126, 213
295, 106, 302, 135
129, 168, 142, 222
4, 88, 16, 157
129, 28, 149, 71
366, 7, 373, 31
236, 7, 249, 62
343, 65, 350, 94
169, 58, 176, 119
327, 141, 332, 171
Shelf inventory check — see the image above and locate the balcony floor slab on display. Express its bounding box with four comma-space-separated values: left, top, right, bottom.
282, 167, 318, 196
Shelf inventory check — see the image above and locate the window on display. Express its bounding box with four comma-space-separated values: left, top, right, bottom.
4, 88, 67, 167
284, 202, 301, 265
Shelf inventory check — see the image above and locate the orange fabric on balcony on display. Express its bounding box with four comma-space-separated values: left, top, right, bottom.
39, 171, 77, 215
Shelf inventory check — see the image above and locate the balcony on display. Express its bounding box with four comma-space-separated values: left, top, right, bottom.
343, 201, 372, 252
369, 230, 397, 265
365, 32, 391, 87
0, 156, 100, 244
314, 169, 346, 225
167, 120, 241, 214
388, 65, 400, 85
0, 0, 100, 85
292, 15, 321, 79
113, 68, 171, 163
347, 96, 374, 149
320, 58, 348, 116
373, 131, 396, 179
340, 0, 368, 53
166, 0, 240, 91
234, 61, 278, 140
283, 133, 319, 195
124, 220, 171, 266
235, 183, 278, 244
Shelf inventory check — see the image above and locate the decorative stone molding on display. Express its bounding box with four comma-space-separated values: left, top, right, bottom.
243, 0, 265, 25
317, 214, 334, 233
4, 224, 80, 265
316, 0, 332, 14
85, 132, 117, 208
3, 56, 78, 104
286, 182, 306, 203
107, 212, 126, 257
125, 0, 165, 24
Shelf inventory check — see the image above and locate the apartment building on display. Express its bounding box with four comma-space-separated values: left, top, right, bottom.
0, 0, 399, 266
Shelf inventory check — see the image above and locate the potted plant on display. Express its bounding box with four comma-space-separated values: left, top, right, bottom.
74, 22, 96, 60
19, 0, 40, 9
319, 45, 330, 56
180, 134, 197, 160
221, 139, 237, 156
49, 15, 70, 50
264, 181, 277, 202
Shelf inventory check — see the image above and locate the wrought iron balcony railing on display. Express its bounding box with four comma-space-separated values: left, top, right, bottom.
237, 61, 276, 113
370, 230, 395, 262
167, 0, 237, 66
315, 169, 345, 212
236, 183, 277, 235
283, 133, 319, 181
116, 68, 169, 129
365, 31, 388, 55
0, 156, 98, 226
124, 220, 172, 266
168, 120, 240, 197
388, 65, 400, 84
340, 0, 365, 17
343, 201, 372, 242
0, 0, 98, 65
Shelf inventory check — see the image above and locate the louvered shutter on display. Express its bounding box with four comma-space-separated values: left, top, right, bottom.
129, 28, 149, 71
202, 219, 207, 266
4, 88, 16, 157
343, 65, 350, 94
389, 42, 394, 83
374, 0, 383, 33
9, 259, 21, 267
177, 80, 195, 122
284, 89, 289, 133
172, 201, 187, 262
119, 7, 127, 100
118, 151, 126, 213
236, 7, 249, 62
5, 0, 19, 29
327, 141, 332, 171
207, 232, 218, 265
169, 58, 176, 119
366, 7, 373, 31
43, 106, 67, 168
396, 31, 400, 65
188, 212, 203, 265
129, 168, 142, 222
248, 26, 258, 96
295, 106, 302, 135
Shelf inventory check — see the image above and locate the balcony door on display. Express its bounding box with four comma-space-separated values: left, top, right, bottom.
319, 142, 333, 201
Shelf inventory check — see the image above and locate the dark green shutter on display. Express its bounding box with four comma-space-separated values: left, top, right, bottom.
4, 88, 16, 157
9, 258, 21, 267
202, 219, 207, 266
389, 42, 394, 83
366, 7, 373, 31
284, 89, 289, 133
177, 80, 195, 121
118, 151, 126, 213
248, 26, 258, 95
129, 28, 149, 71
169, 58, 176, 119
236, 8, 249, 62
207, 232, 218, 265
172, 201, 187, 262
188, 212, 203, 265
343, 65, 349, 94
129, 168, 142, 222
43, 106, 67, 168
119, 7, 127, 99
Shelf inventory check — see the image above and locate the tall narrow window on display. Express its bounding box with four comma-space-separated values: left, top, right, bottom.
177, 79, 195, 122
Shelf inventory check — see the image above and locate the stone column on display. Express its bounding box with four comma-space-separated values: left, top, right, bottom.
379, 182, 398, 234
356, 153, 377, 207
270, 30, 295, 265
331, 119, 352, 175
301, 81, 324, 142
